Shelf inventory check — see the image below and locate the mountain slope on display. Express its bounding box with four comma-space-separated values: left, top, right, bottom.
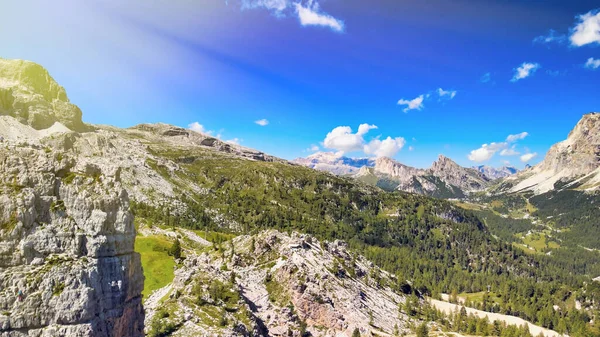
499, 112, 600, 194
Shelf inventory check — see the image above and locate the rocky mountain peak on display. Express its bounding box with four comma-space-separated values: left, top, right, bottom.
508, 113, 600, 194
0, 58, 87, 131
431, 154, 460, 172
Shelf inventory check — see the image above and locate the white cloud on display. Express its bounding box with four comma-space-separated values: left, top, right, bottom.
511, 62, 541, 82
294, 1, 344, 32
321, 123, 405, 157
323, 124, 375, 154
480, 73, 491, 83
500, 147, 520, 156
533, 29, 566, 44
570, 10, 600, 47
502, 160, 511, 166
468, 131, 529, 162
188, 122, 213, 135
226, 138, 241, 145
255, 118, 269, 126
585, 57, 600, 70
408, 146, 414, 151
437, 88, 457, 99
241, 0, 289, 13
364, 137, 406, 158
357, 123, 378, 135
506, 132, 528, 142
305, 144, 319, 152
520, 153, 538, 163
397, 95, 425, 113
468, 142, 507, 162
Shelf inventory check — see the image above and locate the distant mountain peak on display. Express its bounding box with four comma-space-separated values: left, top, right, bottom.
292, 152, 375, 175
473, 165, 519, 180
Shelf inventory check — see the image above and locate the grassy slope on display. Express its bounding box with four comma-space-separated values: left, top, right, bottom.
135, 235, 175, 299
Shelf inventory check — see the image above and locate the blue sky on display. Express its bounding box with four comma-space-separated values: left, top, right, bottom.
1, 0, 599, 168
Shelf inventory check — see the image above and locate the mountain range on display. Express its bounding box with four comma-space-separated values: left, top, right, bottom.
1, 58, 599, 336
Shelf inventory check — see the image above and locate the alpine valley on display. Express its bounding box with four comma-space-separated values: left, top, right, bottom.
1, 58, 599, 337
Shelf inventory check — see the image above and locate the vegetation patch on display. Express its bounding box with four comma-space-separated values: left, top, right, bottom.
135, 235, 175, 299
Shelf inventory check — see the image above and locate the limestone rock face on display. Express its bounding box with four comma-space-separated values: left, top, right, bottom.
505, 113, 600, 194
0, 59, 88, 131
0, 141, 144, 336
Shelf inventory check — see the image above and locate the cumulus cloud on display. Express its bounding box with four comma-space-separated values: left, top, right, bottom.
294, 1, 344, 32
511, 62, 541, 82
437, 88, 457, 99
323, 124, 376, 154
397, 95, 425, 113
468, 142, 507, 162
520, 153, 538, 163
255, 118, 269, 126
305, 144, 320, 152
364, 137, 406, 158
533, 29, 566, 44
570, 10, 600, 47
188, 122, 213, 135
321, 123, 404, 157
585, 57, 600, 69
506, 132, 528, 142
468, 132, 529, 162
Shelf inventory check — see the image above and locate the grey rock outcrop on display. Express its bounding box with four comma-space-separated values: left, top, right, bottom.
0, 141, 144, 336
145, 230, 413, 336
0, 58, 88, 131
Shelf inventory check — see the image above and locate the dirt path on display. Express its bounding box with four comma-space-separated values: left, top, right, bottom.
429, 299, 565, 337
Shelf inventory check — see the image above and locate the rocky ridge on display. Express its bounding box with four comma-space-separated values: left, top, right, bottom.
502, 113, 600, 194
144, 229, 413, 336
356, 155, 491, 198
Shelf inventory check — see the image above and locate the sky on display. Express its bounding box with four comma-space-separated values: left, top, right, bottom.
1, 0, 599, 169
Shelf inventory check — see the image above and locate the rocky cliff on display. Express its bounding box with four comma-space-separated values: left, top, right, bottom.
0, 139, 144, 336
502, 112, 600, 194
0, 59, 144, 336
